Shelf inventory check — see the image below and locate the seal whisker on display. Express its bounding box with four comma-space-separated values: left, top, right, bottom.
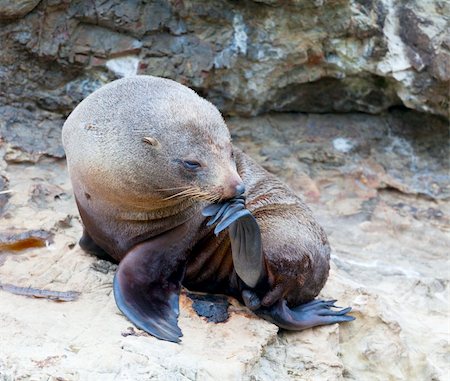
163, 187, 220, 204
184, 192, 207, 200
194, 192, 221, 203
202, 194, 218, 203
171, 189, 212, 202
162, 194, 189, 201
162, 192, 190, 201
208, 194, 221, 203
157, 186, 192, 191
162, 187, 204, 201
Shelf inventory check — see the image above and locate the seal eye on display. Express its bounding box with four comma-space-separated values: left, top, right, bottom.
183, 160, 202, 171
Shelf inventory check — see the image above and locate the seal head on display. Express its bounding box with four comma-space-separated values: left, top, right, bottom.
63, 76, 244, 258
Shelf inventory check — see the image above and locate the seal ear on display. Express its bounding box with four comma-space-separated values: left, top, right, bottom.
142, 136, 161, 148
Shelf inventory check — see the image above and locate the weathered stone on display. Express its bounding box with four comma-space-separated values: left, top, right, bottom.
105, 55, 140, 77
29, 183, 68, 208
228, 109, 450, 200
0, 106, 65, 160
0, 175, 10, 215
264, 75, 402, 114
0, 0, 448, 119
0, 229, 53, 252
70, 24, 142, 60
0, 0, 41, 20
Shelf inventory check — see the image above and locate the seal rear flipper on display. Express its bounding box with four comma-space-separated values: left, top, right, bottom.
256, 299, 355, 331
113, 228, 188, 343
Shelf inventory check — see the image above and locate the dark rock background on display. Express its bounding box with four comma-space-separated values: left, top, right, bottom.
0, 1, 448, 147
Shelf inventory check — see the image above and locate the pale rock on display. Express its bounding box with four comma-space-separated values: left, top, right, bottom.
0, 112, 448, 380
106, 56, 140, 78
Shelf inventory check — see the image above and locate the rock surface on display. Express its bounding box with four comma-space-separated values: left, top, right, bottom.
0, 0, 41, 20
0, 110, 448, 380
0, 0, 448, 126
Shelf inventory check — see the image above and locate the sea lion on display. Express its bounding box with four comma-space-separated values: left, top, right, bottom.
62, 75, 354, 342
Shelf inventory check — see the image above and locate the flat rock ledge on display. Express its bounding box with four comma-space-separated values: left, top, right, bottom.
0, 112, 448, 380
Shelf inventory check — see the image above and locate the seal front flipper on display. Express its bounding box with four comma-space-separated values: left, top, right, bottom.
256, 299, 355, 330
228, 214, 266, 288
202, 197, 266, 288
113, 225, 189, 343
79, 229, 115, 262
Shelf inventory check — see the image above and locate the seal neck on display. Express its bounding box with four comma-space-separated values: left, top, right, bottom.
115, 198, 204, 222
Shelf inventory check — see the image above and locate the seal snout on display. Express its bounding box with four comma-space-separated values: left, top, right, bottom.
222, 175, 245, 200
235, 183, 245, 197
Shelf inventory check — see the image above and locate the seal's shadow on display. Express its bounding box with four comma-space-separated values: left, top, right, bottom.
186, 292, 230, 323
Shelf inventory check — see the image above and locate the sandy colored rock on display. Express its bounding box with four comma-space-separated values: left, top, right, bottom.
0, 111, 448, 380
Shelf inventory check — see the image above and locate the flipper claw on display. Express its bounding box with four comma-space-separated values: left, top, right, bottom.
293, 299, 340, 312
257, 299, 355, 331
318, 306, 352, 316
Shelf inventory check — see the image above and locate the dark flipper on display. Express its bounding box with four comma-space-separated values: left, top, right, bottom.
255, 298, 355, 330
79, 229, 115, 262
228, 214, 265, 288
113, 224, 189, 343
203, 198, 354, 330
242, 289, 262, 311
202, 196, 266, 288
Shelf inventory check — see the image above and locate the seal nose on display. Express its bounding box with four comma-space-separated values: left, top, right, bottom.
222, 172, 245, 200
235, 183, 245, 197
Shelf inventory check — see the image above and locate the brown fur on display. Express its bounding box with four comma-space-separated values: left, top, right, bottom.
62, 75, 330, 308
184, 149, 330, 306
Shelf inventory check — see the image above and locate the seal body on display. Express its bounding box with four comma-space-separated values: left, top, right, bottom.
63, 76, 353, 342
184, 149, 330, 307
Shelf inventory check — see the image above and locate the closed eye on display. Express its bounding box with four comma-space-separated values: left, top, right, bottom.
182, 160, 202, 171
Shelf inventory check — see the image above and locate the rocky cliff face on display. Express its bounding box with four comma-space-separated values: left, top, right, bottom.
1, 0, 449, 127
